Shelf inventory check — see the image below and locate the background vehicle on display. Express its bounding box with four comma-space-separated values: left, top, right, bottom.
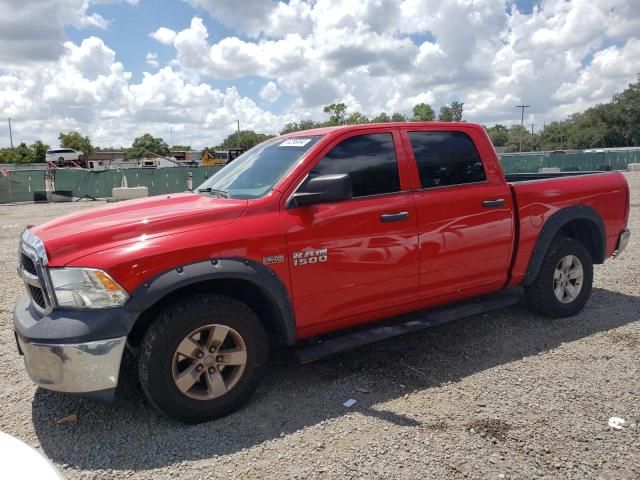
45, 148, 84, 166
14, 123, 630, 423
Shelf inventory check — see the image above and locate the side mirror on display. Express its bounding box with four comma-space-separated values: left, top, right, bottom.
290, 174, 353, 207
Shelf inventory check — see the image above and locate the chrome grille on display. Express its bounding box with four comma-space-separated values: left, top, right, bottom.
21, 253, 37, 276
18, 230, 53, 314
28, 285, 46, 309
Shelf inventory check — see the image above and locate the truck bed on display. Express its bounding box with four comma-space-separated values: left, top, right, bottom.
506, 170, 629, 286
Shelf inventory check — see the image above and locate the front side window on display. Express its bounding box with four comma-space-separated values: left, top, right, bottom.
308, 132, 400, 198
408, 131, 486, 188
198, 135, 323, 199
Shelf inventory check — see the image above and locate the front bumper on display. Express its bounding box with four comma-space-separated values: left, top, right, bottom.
13, 294, 130, 397
16, 334, 126, 395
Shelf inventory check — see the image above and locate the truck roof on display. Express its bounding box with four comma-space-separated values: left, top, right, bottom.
282, 122, 480, 138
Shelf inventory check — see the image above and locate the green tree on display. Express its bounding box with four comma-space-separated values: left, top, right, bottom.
538, 122, 568, 151
58, 131, 94, 156
345, 111, 370, 125
487, 124, 509, 147
125, 133, 170, 159
370, 112, 391, 123
412, 103, 435, 121
438, 101, 464, 122
280, 119, 322, 134
438, 105, 453, 121
450, 101, 464, 122
504, 125, 531, 152
170, 144, 192, 151
215, 130, 275, 151
15, 143, 35, 162
323, 103, 348, 125
30, 140, 49, 162
0, 148, 20, 163
390, 112, 407, 122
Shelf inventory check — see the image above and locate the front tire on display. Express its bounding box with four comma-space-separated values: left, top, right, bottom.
138, 294, 268, 423
524, 236, 593, 318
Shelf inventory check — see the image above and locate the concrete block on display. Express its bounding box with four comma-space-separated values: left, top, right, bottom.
539, 167, 561, 173
628, 163, 640, 172
112, 186, 149, 201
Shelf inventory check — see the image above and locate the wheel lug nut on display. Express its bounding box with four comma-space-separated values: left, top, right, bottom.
216, 356, 223, 362
209, 347, 216, 353
208, 367, 215, 374
196, 351, 204, 358
196, 365, 203, 372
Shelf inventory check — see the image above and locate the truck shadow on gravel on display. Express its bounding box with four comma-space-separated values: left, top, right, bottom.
32, 287, 640, 471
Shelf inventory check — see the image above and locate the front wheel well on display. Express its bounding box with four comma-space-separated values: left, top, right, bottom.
127, 279, 285, 349
557, 218, 605, 264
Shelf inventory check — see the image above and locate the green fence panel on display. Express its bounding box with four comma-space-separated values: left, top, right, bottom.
0, 170, 46, 202
501, 150, 640, 173
54, 169, 90, 194
3, 164, 255, 202
189, 166, 224, 188
0, 174, 9, 203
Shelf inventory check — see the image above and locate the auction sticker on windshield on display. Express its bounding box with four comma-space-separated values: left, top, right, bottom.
280, 138, 312, 147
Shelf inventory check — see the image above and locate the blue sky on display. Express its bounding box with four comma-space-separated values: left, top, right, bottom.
1, 0, 639, 148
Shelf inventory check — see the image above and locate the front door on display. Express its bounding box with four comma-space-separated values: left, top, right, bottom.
281, 130, 419, 334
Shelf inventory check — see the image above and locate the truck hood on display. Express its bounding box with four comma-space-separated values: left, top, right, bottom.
32, 193, 248, 266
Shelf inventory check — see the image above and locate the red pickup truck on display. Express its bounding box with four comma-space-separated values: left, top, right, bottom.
14, 123, 630, 423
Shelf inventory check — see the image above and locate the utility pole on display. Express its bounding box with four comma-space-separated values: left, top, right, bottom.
516, 104, 530, 152
237, 120, 240, 136
170, 127, 174, 146
8, 117, 13, 148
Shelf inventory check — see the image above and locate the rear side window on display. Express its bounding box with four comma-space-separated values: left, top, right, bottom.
408, 131, 486, 188
309, 133, 400, 198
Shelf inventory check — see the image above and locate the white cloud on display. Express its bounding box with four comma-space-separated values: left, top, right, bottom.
0, 36, 286, 148
150, 26, 177, 45
0, 0, 110, 65
146, 52, 159, 68
259, 81, 281, 103
185, 0, 313, 37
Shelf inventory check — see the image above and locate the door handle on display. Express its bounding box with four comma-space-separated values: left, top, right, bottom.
482, 198, 506, 208
380, 211, 409, 223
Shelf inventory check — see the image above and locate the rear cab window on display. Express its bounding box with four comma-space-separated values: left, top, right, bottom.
407, 131, 486, 188
307, 132, 400, 198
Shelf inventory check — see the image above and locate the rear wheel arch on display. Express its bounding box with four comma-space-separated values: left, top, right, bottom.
126, 258, 296, 348
523, 205, 605, 286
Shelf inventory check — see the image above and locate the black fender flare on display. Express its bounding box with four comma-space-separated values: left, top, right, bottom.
522, 205, 606, 286
125, 257, 297, 345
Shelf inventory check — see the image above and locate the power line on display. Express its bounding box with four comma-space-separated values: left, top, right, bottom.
516, 104, 530, 152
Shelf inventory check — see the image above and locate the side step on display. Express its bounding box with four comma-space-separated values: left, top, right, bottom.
295, 294, 519, 364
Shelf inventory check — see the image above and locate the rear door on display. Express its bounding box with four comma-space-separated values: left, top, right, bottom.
400, 128, 514, 301
281, 129, 419, 332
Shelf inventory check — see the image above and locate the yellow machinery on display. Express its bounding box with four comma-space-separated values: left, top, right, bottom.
201, 148, 244, 166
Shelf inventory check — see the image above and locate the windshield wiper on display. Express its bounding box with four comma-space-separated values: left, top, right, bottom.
198, 187, 229, 198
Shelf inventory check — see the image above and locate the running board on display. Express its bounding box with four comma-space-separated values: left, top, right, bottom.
295, 295, 519, 364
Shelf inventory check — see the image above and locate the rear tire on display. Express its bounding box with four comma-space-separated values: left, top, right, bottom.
524, 236, 593, 318
138, 294, 268, 423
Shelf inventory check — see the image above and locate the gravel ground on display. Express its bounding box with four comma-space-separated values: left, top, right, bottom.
1, 173, 639, 479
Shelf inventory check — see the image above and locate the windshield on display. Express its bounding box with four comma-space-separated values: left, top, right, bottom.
197, 135, 323, 199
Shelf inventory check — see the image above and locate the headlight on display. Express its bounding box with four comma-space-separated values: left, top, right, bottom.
49, 268, 129, 309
